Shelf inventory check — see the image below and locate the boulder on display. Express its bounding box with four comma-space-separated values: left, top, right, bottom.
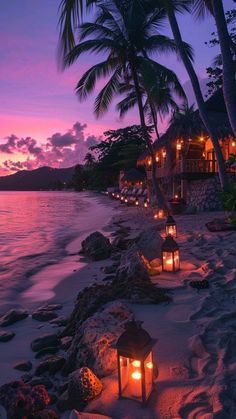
81, 232, 111, 261
32, 310, 58, 322
35, 355, 65, 376
0, 309, 28, 327
35, 347, 59, 359
61, 336, 73, 350
50, 316, 68, 327
0, 380, 50, 418
69, 411, 112, 419
29, 377, 53, 390
32, 410, 59, 419
0, 330, 15, 342
31, 333, 60, 352
68, 368, 102, 404
66, 301, 133, 377
115, 245, 149, 282
206, 218, 236, 232
136, 227, 163, 261
13, 360, 32, 372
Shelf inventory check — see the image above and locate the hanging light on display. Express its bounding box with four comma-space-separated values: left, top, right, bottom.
165, 215, 177, 238
116, 321, 157, 405
161, 235, 180, 273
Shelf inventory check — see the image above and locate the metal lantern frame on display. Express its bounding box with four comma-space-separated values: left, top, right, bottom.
116, 321, 157, 406
165, 215, 177, 238
161, 235, 180, 273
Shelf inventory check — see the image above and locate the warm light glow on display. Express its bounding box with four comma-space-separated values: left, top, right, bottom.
176, 142, 181, 150
132, 360, 141, 368
162, 150, 166, 158
124, 198, 128, 203
154, 213, 158, 220
148, 159, 152, 166
121, 196, 124, 201
135, 200, 139, 206
232, 141, 236, 147
146, 362, 153, 369
155, 155, 159, 162
116, 194, 120, 199
174, 194, 179, 199
158, 209, 164, 218
131, 371, 142, 380
200, 136, 204, 142
144, 202, 148, 208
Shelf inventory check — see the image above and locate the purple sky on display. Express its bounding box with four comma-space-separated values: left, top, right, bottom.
0, 0, 234, 174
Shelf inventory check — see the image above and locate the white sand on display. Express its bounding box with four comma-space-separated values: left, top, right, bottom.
1, 198, 236, 418
83, 208, 236, 418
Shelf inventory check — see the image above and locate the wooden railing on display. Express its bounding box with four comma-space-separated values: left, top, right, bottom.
147, 159, 218, 179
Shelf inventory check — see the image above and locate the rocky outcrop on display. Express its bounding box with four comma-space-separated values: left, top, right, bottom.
186, 177, 223, 212
136, 227, 163, 261
32, 304, 62, 322
65, 302, 133, 377
13, 360, 32, 372
31, 334, 60, 352
0, 309, 28, 327
68, 368, 102, 403
35, 356, 65, 376
80, 232, 112, 261
206, 218, 236, 232
0, 330, 15, 342
0, 380, 50, 418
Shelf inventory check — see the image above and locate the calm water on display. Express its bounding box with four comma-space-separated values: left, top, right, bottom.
0, 191, 95, 295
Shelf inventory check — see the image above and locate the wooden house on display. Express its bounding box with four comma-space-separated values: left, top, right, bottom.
137, 91, 236, 211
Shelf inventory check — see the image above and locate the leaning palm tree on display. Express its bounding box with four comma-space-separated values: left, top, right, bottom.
84, 152, 96, 166
151, 0, 228, 190
62, 0, 189, 209
193, 0, 236, 139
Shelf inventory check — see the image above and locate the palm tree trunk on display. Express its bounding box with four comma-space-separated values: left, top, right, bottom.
129, 58, 169, 210
167, 6, 228, 190
212, 0, 236, 137
150, 103, 160, 140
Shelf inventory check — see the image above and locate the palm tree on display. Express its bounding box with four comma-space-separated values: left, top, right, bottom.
84, 152, 96, 166
62, 0, 189, 209
193, 0, 236, 139
168, 104, 204, 140
151, 0, 228, 190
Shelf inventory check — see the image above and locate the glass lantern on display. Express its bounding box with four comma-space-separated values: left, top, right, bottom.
124, 196, 128, 204
135, 197, 139, 206
144, 199, 148, 208
116, 321, 157, 405
161, 235, 180, 272
165, 215, 177, 238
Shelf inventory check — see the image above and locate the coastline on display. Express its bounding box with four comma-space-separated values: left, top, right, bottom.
1, 196, 236, 417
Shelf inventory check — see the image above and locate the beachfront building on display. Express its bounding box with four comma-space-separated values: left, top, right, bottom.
137, 91, 236, 212
119, 168, 145, 190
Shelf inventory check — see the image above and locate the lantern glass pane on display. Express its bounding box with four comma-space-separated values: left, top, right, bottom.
166, 225, 177, 238
144, 352, 153, 399
119, 356, 142, 401
174, 250, 180, 271
162, 251, 174, 271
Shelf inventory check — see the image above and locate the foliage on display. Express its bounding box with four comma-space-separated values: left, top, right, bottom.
72, 125, 147, 190
205, 2, 236, 96
168, 103, 204, 140
218, 182, 236, 213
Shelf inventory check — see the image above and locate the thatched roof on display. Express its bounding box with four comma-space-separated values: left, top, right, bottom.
137, 90, 233, 165
121, 168, 145, 182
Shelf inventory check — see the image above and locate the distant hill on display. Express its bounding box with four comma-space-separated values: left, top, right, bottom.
0, 166, 75, 190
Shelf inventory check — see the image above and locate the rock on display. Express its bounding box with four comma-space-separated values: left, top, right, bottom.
61, 336, 73, 350
0, 330, 15, 342
112, 236, 128, 251
32, 310, 58, 322
115, 245, 149, 283
206, 218, 236, 232
13, 360, 32, 372
80, 232, 112, 261
35, 355, 65, 376
21, 374, 32, 383
35, 346, 59, 359
68, 368, 102, 404
31, 333, 60, 352
136, 227, 163, 261
50, 316, 68, 327
102, 265, 117, 275
29, 377, 53, 390
57, 389, 73, 412
0, 309, 28, 327
66, 301, 133, 377
69, 411, 112, 419
0, 380, 50, 418
37, 304, 63, 311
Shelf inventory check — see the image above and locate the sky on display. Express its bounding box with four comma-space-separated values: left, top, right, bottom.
0, 0, 234, 175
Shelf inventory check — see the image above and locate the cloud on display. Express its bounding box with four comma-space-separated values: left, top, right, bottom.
0, 121, 100, 175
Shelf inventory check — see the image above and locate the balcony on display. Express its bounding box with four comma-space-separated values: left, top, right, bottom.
147, 159, 219, 179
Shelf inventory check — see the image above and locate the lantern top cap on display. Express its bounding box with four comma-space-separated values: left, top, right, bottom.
116, 321, 154, 353
162, 235, 179, 251
166, 215, 176, 225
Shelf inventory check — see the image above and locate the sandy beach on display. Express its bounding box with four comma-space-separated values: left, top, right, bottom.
1, 195, 236, 418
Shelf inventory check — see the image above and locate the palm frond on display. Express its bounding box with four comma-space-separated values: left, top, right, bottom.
94, 67, 122, 117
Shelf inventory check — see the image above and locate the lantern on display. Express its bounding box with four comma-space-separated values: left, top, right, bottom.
120, 195, 124, 202
232, 141, 236, 147
162, 150, 166, 158
148, 159, 152, 166
161, 235, 180, 272
116, 321, 156, 405
135, 197, 139, 206
176, 142, 181, 151
165, 215, 177, 238
124, 196, 128, 204
155, 155, 159, 162
116, 194, 120, 199
144, 199, 148, 208
158, 209, 164, 219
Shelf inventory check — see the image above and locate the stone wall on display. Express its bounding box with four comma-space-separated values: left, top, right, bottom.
186, 176, 223, 212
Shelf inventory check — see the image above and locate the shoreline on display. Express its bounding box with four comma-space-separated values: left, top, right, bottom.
1, 196, 236, 417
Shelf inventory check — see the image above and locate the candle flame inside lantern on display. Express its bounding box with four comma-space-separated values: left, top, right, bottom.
132, 360, 141, 368
232, 141, 236, 147
132, 371, 142, 380
146, 362, 153, 369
